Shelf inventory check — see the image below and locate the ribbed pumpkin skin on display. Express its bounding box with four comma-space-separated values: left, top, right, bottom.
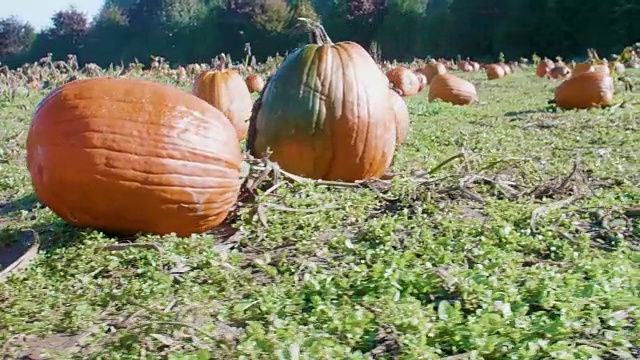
485, 64, 505, 80
386, 67, 420, 96
428, 73, 478, 105
27, 77, 243, 237
192, 69, 252, 140
555, 71, 614, 110
390, 89, 409, 144
250, 42, 396, 182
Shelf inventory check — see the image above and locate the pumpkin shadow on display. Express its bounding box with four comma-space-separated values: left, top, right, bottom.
0, 219, 81, 275
0, 193, 40, 216
504, 106, 555, 117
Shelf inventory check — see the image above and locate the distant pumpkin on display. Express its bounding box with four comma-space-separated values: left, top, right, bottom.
549, 66, 571, 79
192, 54, 253, 140
418, 62, 447, 84
555, 71, 614, 110
500, 63, 512, 75
536, 59, 554, 77
571, 62, 592, 77
485, 64, 505, 80
245, 74, 265, 93
390, 89, 410, 144
27, 77, 243, 237
415, 72, 428, 92
386, 67, 420, 96
428, 73, 478, 105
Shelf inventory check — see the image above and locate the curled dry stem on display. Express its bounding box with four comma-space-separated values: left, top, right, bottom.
297, 17, 333, 45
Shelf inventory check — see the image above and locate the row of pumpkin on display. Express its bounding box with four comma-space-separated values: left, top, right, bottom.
24, 20, 617, 237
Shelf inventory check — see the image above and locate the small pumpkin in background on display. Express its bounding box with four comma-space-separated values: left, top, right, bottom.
536, 58, 554, 77
470, 61, 481, 72
390, 89, 410, 144
248, 18, 396, 182
245, 74, 265, 93
572, 62, 592, 77
458, 61, 474, 72
419, 61, 447, 84
27, 77, 243, 237
428, 73, 478, 105
192, 54, 253, 140
549, 66, 571, 79
485, 64, 505, 80
386, 67, 420, 96
500, 63, 512, 75
555, 71, 614, 110
415, 72, 428, 92
611, 61, 625, 75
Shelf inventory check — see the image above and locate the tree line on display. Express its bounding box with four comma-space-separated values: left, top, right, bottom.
1, 0, 638, 68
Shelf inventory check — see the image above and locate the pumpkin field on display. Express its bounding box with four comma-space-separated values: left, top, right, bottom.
1, 34, 639, 358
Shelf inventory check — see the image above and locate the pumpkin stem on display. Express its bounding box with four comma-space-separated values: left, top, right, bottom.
297, 17, 333, 46
218, 54, 227, 71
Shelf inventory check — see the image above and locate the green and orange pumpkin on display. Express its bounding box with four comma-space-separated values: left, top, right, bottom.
247, 19, 396, 182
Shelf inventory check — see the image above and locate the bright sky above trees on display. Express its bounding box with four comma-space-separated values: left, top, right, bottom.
0, 0, 103, 30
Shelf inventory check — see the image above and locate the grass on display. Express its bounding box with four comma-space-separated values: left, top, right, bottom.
0, 68, 639, 360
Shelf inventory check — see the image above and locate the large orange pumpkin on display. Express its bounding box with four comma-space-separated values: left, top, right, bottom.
247, 19, 396, 182
428, 73, 478, 105
246, 74, 265, 93
555, 71, 614, 110
27, 77, 243, 237
192, 54, 253, 140
386, 67, 420, 96
418, 61, 447, 84
390, 89, 410, 144
485, 64, 505, 80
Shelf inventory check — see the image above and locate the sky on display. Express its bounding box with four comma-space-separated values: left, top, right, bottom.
1, 0, 103, 30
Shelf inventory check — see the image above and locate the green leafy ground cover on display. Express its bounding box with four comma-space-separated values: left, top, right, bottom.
0, 69, 639, 359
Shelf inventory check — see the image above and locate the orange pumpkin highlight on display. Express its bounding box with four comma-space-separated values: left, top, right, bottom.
27, 77, 243, 237
386, 67, 420, 97
192, 55, 253, 140
390, 89, 410, 144
428, 73, 478, 105
485, 64, 505, 80
555, 71, 614, 110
